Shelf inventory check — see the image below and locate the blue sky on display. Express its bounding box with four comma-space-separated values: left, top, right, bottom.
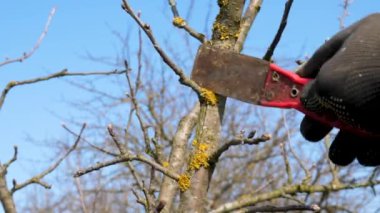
1, 0, 380, 211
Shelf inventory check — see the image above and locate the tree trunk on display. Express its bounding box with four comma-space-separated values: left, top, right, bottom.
179, 1, 245, 212
0, 172, 16, 213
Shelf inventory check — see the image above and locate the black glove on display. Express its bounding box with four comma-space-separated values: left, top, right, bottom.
297, 13, 380, 166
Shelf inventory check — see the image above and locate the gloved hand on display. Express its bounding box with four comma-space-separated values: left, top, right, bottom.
297, 13, 380, 166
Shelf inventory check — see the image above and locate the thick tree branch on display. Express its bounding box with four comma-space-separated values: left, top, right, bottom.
0, 7, 56, 67
158, 103, 200, 213
121, 0, 202, 94
234, 0, 263, 51
240, 204, 321, 213
211, 180, 380, 212
0, 148, 18, 213
179, 1, 246, 212
263, 0, 294, 61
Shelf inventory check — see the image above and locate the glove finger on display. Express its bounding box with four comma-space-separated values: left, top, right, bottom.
300, 115, 332, 142
356, 138, 380, 166
329, 131, 356, 166
297, 17, 364, 78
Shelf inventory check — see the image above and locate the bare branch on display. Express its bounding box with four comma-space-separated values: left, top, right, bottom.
121, 0, 202, 94
324, 134, 341, 186
211, 180, 380, 213
263, 0, 294, 61
339, 0, 353, 29
239, 204, 321, 213
74, 178, 88, 213
280, 142, 293, 185
107, 124, 127, 154
0, 148, 18, 213
210, 133, 271, 163
168, 0, 206, 43
158, 103, 200, 212
63, 124, 118, 157
3, 146, 18, 169
0, 7, 57, 67
0, 69, 127, 110
74, 153, 180, 181
124, 63, 152, 155
11, 123, 86, 194
234, 0, 263, 52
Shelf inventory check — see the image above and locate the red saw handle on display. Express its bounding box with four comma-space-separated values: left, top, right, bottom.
260, 63, 377, 138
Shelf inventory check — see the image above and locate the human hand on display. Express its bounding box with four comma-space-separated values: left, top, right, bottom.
297, 14, 380, 166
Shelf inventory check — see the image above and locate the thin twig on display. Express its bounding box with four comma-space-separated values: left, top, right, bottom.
3, 146, 18, 169
124, 62, 152, 155
324, 134, 341, 186
263, 0, 294, 61
74, 153, 180, 181
62, 124, 118, 157
0, 7, 57, 67
121, 0, 202, 94
74, 177, 89, 213
11, 123, 86, 194
234, 0, 263, 52
339, 0, 353, 29
168, 0, 206, 43
282, 111, 311, 183
210, 133, 271, 163
107, 124, 127, 154
280, 142, 293, 185
0, 69, 127, 110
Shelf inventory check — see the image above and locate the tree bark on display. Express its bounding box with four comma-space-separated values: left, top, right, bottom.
158, 104, 200, 212
179, 1, 245, 212
0, 171, 16, 213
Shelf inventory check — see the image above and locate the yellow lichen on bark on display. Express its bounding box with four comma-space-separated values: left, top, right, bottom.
162, 161, 170, 168
173, 17, 186, 27
178, 173, 191, 192
189, 152, 209, 170
189, 139, 210, 170
200, 88, 218, 106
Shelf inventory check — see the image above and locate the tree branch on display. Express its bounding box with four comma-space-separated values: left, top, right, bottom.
211, 180, 380, 212
240, 204, 321, 213
107, 124, 127, 154
158, 103, 200, 212
338, 0, 353, 29
234, 0, 263, 52
0, 69, 127, 110
168, 0, 206, 43
11, 123, 86, 194
210, 133, 271, 164
262, 0, 294, 61
74, 153, 180, 181
0, 7, 57, 67
62, 124, 118, 157
121, 0, 202, 94
124, 62, 153, 156
3, 146, 18, 169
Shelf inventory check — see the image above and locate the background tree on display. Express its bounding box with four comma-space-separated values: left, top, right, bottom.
1, 1, 380, 213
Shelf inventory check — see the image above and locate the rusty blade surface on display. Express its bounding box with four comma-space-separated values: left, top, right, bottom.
191, 45, 269, 104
